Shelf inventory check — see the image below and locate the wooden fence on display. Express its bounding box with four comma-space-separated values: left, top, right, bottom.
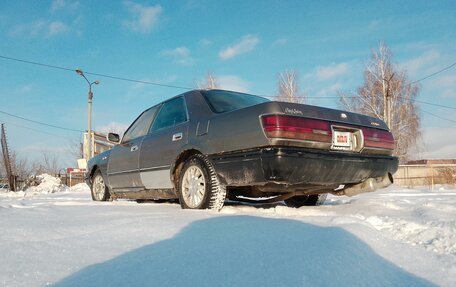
394, 164, 456, 188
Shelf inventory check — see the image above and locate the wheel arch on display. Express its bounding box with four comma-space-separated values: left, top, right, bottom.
171, 149, 203, 188
87, 164, 99, 185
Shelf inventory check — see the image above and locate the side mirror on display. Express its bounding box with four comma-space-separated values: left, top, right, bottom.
107, 132, 120, 143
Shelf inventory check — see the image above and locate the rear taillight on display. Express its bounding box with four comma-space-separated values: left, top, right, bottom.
261, 114, 395, 151
261, 115, 332, 142
362, 128, 395, 150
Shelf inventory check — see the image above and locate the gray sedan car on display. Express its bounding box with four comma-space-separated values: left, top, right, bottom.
86, 89, 398, 210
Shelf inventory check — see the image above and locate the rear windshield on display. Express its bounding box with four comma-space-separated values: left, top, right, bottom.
202, 90, 270, 113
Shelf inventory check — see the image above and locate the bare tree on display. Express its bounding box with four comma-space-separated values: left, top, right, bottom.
65, 137, 83, 160
31, 150, 61, 176
197, 73, 219, 90
0, 149, 31, 179
276, 70, 306, 103
339, 42, 421, 163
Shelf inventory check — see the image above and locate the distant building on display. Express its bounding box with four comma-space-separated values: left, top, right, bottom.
83, 131, 115, 161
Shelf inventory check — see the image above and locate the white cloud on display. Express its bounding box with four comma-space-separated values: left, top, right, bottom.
162, 47, 194, 66
9, 20, 69, 38
315, 63, 349, 81
301, 61, 359, 104
123, 2, 162, 33
316, 82, 343, 98
48, 21, 70, 36
219, 34, 259, 60
218, 75, 250, 93
401, 50, 440, 78
163, 47, 190, 57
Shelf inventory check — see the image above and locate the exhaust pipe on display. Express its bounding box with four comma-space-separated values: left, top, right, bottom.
334, 173, 393, 197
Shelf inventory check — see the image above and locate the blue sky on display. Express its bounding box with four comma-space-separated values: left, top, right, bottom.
0, 0, 455, 167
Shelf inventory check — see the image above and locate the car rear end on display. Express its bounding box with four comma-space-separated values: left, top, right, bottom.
199, 90, 398, 197
257, 102, 398, 195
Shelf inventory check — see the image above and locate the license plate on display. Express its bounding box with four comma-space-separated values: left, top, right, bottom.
332, 131, 353, 150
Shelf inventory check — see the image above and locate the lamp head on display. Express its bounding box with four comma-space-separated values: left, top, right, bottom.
94, 80, 100, 85
75, 68, 83, 75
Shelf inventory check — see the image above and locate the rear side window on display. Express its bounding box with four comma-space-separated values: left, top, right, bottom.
202, 90, 269, 113
122, 106, 159, 143
150, 97, 188, 132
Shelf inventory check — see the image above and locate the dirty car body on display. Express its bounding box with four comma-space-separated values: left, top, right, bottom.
86, 90, 398, 209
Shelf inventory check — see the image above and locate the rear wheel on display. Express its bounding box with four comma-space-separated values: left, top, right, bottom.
178, 154, 226, 210
284, 194, 327, 208
91, 170, 110, 201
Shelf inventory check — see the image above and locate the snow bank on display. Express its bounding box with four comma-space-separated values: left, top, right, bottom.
26, 174, 69, 194
0, 176, 89, 200
70, 183, 90, 193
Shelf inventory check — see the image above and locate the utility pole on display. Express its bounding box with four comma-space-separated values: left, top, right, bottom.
75, 68, 99, 161
382, 73, 394, 129
382, 77, 388, 127
1, 124, 16, 191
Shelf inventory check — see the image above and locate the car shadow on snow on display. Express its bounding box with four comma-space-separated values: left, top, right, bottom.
53, 216, 435, 287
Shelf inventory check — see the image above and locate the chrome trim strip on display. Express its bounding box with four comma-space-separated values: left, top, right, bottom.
107, 169, 138, 176
139, 165, 171, 172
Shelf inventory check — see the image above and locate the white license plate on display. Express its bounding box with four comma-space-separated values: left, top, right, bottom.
332, 131, 353, 150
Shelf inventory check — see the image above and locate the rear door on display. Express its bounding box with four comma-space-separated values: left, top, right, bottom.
139, 97, 189, 189
107, 106, 159, 190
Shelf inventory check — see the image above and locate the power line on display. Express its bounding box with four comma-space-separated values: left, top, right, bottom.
0, 55, 192, 90
409, 61, 456, 85
421, 109, 456, 124
82, 71, 191, 90
0, 109, 83, 133
412, 99, 456, 110
0, 120, 77, 141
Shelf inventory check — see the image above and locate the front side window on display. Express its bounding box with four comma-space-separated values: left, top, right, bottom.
122, 106, 159, 143
150, 97, 188, 132
202, 90, 269, 113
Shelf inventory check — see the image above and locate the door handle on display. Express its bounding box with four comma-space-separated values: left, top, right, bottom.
172, 132, 183, 141
131, 145, 139, 152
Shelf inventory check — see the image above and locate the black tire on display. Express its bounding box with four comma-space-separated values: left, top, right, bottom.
284, 194, 327, 208
178, 154, 226, 210
91, 170, 111, 201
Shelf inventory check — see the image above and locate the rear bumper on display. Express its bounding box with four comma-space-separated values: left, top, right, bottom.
209, 147, 398, 186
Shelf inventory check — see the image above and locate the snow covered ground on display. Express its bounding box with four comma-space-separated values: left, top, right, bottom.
0, 177, 455, 286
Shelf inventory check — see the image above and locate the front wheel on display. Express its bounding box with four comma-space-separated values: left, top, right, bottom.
178, 154, 226, 210
284, 194, 327, 208
91, 170, 111, 201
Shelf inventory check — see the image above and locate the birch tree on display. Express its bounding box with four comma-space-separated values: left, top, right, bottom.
339, 42, 421, 162
276, 70, 306, 104
197, 73, 219, 90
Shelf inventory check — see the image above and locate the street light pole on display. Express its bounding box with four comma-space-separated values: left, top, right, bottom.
75, 68, 99, 161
